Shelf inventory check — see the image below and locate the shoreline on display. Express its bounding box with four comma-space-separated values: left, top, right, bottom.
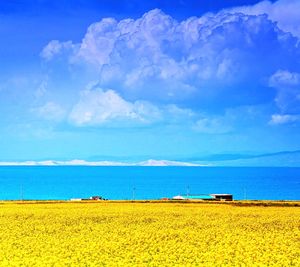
0, 199, 299, 207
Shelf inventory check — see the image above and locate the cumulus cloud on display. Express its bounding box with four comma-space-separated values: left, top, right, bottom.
227, 0, 300, 38
40, 40, 74, 60
68, 88, 162, 126
30, 85, 269, 132
76, 18, 120, 66
43, 8, 299, 108
40, 5, 300, 130
68, 87, 199, 127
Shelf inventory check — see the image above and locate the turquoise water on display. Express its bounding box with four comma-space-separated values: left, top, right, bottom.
0, 166, 299, 200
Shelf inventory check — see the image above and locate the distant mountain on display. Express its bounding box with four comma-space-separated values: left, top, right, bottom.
137, 159, 203, 166
1, 150, 300, 166
0, 159, 206, 167
183, 150, 300, 162
192, 150, 300, 167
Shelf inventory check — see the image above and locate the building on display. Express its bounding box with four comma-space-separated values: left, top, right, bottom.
210, 194, 233, 201
90, 196, 103, 200
172, 195, 186, 200
172, 194, 233, 201
70, 196, 107, 201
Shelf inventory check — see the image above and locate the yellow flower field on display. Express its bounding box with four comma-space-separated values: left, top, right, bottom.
0, 202, 299, 266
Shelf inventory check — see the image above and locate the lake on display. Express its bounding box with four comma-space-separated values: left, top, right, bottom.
0, 166, 299, 200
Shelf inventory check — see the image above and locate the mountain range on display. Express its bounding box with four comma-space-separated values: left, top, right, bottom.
0, 150, 300, 166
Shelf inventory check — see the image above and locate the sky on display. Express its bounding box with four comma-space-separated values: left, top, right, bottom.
0, 0, 300, 161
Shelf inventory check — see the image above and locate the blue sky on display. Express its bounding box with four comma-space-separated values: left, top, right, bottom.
0, 0, 300, 161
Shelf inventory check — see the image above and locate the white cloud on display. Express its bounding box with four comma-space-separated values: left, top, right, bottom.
269, 114, 299, 125
39, 6, 300, 130
41, 8, 299, 110
67, 87, 199, 127
269, 70, 300, 88
40, 40, 74, 60
227, 0, 300, 38
76, 18, 119, 65
68, 88, 162, 126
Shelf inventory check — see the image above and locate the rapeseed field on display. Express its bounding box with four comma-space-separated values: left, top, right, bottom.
0, 202, 299, 266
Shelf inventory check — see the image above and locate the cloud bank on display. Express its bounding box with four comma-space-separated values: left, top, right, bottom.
40, 0, 300, 130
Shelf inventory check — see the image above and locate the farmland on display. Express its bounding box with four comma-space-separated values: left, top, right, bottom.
0, 201, 299, 266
